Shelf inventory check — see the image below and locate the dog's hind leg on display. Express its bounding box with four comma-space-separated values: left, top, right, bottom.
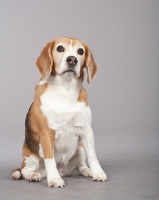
21, 155, 42, 182
11, 155, 41, 182
12, 141, 42, 182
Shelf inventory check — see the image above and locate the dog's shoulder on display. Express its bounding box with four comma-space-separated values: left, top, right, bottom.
78, 87, 88, 106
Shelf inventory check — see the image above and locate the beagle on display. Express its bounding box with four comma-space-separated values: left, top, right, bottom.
11, 37, 107, 187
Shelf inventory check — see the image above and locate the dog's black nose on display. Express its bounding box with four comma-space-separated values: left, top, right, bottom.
66, 56, 78, 66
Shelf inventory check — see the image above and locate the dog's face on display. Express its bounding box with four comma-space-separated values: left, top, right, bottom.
53, 38, 85, 79
36, 37, 97, 83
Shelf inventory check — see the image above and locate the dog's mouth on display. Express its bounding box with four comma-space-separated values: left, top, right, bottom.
62, 69, 75, 74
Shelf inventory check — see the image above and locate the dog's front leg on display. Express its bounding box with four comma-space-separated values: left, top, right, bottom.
40, 131, 65, 187
81, 127, 108, 182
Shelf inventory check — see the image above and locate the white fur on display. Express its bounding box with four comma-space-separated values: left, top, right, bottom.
12, 171, 21, 179
39, 75, 107, 182
44, 158, 65, 187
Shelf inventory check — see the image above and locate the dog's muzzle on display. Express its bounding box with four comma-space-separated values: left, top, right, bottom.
61, 56, 78, 75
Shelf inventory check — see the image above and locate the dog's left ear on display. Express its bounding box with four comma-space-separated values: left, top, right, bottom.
84, 45, 98, 84
36, 41, 55, 79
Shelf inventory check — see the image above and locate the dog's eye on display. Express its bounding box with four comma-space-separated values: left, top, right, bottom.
77, 48, 84, 55
57, 46, 64, 52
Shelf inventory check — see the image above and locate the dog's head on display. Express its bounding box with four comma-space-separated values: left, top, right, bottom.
36, 37, 97, 83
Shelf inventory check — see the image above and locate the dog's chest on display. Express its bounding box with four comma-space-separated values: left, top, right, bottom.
40, 85, 90, 131
39, 85, 91, 163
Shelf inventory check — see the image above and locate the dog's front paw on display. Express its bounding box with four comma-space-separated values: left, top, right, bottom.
92, 170, 108, 182
48, 177, 65, 188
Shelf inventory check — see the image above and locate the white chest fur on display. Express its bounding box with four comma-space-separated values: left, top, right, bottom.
39, 76, 91, 164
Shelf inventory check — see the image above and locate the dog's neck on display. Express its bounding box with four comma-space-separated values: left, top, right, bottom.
45, 75, 82, 93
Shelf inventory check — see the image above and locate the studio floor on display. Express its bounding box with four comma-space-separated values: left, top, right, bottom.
0, 132, 159, 200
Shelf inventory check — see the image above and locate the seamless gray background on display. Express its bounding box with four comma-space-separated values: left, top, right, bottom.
0, 0, 159, 200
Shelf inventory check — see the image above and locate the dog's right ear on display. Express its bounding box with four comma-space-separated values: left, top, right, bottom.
36, 41, 55, 79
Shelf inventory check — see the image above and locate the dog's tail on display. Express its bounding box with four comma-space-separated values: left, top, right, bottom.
11, 168, 22, 180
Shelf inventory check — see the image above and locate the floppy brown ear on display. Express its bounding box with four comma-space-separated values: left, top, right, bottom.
36, 41, 55, 79
85, 45, 97, 83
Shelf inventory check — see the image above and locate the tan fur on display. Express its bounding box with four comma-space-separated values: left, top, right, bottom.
36, 42, 55, 78
84, 45, 97, 83
77, 87, 88, 106
24, 83, 56, 161
30, 83, 55, 159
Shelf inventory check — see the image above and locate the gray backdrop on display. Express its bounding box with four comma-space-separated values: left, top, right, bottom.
0, 1, 159, 200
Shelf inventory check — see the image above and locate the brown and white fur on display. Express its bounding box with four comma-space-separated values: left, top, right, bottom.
11, 37, 107, 187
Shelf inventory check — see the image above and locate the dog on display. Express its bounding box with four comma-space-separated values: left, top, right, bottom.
11, 37, 107, 187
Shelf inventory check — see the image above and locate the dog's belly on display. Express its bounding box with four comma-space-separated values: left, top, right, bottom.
54, 123, 80, 164
48, 111, 86, 164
